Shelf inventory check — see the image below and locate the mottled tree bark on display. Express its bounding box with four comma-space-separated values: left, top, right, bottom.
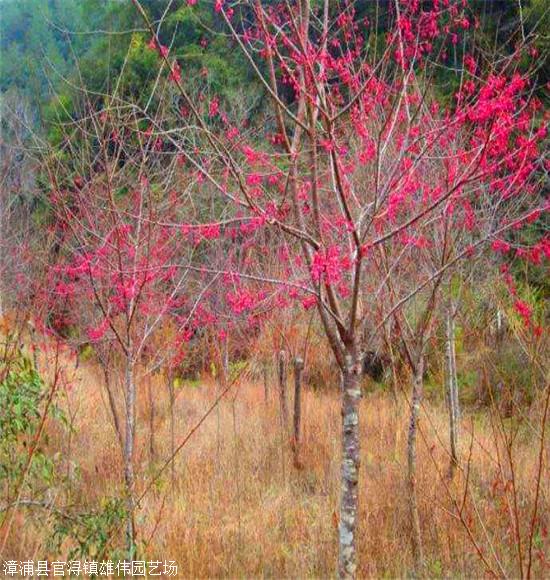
124, 357, 136, 558
292, 357, 304, 466
338, 357, 362, 579
446, 307, 460, 478
407, 357, 425, 573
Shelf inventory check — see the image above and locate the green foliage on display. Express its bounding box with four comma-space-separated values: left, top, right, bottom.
456, 368, 480, 405
0, 348, 65, 495
1, 0, 262, 185
49, 497, 127, 561
0, 0, 86, 99
228, 359, 247, 382
427, 558, 444, 578
0, 342, 125, 561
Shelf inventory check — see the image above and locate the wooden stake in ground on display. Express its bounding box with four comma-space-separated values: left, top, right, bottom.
292, 357, 304, 467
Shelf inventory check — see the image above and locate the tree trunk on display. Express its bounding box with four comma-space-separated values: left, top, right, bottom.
263, 363, 269, 404
102, 363, 123, 450
496, 308, 504, 350
384, 322, 399, 402
338, 358, 362, 579
292, 357, 304, 467
407, 357, 425, 573
168, 372, 176, 492
148, 375, 156, 463
277, 350, 288, 432
222, 336, 229, 379
446, 307, 460, 478
216, 337, 229, 466
124, 357, 136, 558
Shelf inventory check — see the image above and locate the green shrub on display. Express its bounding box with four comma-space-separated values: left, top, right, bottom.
0, 349, 65, 499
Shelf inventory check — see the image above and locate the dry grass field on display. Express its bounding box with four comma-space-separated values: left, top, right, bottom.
4, 352, 548, 578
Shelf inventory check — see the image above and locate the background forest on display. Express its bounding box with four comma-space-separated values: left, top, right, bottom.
0, 0, 549, 578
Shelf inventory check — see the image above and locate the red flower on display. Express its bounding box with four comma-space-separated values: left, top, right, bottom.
88, 318, 109, 342
514, 299, 532, 327
491, 239, 511, 254
170, 61, 181, 83
209, 97, 219, 117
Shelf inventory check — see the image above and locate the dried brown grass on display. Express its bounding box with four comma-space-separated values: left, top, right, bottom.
4, 357, 550, 578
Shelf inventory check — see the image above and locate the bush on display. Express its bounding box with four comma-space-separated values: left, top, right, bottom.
0, 347, 65, 501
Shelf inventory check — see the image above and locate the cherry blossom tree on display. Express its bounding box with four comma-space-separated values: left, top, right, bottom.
40, 100, 222, 556
125, 0, 546, 574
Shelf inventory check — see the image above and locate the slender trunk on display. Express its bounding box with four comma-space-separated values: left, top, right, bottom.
407, 357, 425, 573
29, 326, 39, 370
168, 373, 176, 492
446, 308, 460, 478
277, 350, 288, 432
496, 308, 504, 351
222, 337, 229, 379
216, 338, 229, 466
292, 357, 304, 467
451, 319, 459, 427
263, 363, 269, 404
338, 358, 362, 579
124, 357, 136, 558
103, 364, 123, 450
384, 322, 399, 402
148, 375, 156, 463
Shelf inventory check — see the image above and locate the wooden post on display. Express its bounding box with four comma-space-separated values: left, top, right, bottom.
277, 350, 288, 432
292, 357, 304, 467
